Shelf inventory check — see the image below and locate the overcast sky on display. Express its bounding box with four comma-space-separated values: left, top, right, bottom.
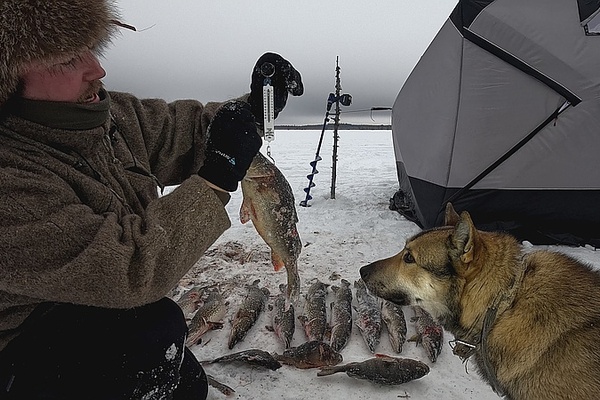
102, 1, 457, 125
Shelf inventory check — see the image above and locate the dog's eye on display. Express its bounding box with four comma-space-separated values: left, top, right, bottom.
403, 252, 415, 264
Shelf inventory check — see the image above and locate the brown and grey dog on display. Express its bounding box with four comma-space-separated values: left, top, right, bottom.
360, 203, 600, 400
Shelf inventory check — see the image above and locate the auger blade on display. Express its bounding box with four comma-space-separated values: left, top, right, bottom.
309, 158, 322, 168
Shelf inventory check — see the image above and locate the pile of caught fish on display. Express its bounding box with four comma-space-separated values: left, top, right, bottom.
171, 153, 444, 394
176, 278, 443, 357
173, 277, 443, 393
294, 278, 443, 363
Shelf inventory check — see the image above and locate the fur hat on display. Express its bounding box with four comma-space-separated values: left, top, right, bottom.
0, 0, 120, 105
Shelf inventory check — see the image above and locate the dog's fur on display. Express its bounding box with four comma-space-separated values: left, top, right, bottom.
361, 204, 600, 400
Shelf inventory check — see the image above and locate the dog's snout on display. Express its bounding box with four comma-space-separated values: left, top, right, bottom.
359, 263, 374, 282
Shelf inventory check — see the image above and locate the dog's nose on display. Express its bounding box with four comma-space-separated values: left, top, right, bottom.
359, 264, 373, 281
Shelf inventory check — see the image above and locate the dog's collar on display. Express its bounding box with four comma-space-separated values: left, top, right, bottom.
449, 258, 528, 396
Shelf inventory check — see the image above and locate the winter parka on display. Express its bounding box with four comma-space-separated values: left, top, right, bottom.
0, 90, 239, 351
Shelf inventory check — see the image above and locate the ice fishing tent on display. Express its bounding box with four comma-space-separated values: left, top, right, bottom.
391, 0, 600, 246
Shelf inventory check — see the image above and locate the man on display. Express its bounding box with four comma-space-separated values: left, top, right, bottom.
0, 1, 303, 398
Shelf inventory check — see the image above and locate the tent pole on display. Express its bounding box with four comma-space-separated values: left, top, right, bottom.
442, 102, 571, 210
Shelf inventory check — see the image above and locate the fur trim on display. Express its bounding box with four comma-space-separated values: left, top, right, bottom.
0, 0, 120, 105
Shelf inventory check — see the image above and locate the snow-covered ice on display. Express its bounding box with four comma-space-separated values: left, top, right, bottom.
175, 129, 599, 400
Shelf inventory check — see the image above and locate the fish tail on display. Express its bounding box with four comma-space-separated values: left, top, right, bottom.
286, 269, 300, 304
228, 328, 242, 350
207, 374, 236, 396
283, 297, 294, 313
316, 365, 342, 376
272, 353, 287, 363
283, 337, 292, 349
186, 332, 202, 347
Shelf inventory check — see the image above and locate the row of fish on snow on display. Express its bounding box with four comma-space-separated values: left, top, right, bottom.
172, 277, 443, 394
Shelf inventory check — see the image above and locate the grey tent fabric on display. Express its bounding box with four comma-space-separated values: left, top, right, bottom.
391, 0, 600, 246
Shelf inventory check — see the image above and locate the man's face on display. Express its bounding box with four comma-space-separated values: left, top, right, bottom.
20, 51, 106, 103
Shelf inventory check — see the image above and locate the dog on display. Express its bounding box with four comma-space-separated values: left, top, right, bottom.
360, 203, 600, 400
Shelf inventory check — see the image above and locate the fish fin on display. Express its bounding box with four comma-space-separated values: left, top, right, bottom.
207, 374, 236, 396
249, 279, 261, 287
354, 320, 365, 332
208, 322, 224, 331
239, 198, 252, 224
408, 334, 422, 345
271, 251, 284, 272
318, 342, 326, 357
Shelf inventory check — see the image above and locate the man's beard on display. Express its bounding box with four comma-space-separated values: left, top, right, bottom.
78, 80, 104, 103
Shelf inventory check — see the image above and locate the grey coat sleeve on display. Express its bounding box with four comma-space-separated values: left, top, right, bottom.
0, 93, 237, 310
108, 91, 251, 187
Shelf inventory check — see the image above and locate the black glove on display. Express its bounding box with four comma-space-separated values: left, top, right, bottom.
198, 101, 262, 192
249, 52, 304, 124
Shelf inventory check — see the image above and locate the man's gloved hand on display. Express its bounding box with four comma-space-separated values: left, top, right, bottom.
249, 52, 303, 124
198, 101, 262, 192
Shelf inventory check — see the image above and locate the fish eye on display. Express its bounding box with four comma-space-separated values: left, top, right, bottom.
403, 252, 415, 264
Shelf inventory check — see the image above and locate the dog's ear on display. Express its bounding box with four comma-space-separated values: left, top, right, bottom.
444, 203, 460, 226
449, 211, 477, 265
